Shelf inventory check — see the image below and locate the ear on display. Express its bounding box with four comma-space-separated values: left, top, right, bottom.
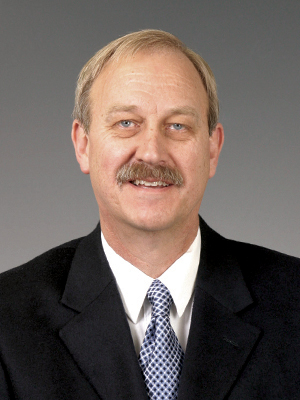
71, 120, 90, 174
208, 123, 224, 179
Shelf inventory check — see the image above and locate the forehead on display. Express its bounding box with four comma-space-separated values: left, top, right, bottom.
89, 49, 208, 115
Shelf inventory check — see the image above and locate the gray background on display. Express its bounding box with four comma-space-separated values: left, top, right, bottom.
1, 0, 299, 273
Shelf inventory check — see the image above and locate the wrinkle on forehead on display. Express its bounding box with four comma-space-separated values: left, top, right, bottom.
93, 48, 205, 92
103, 59, 202, 95
90, 49, 208, 125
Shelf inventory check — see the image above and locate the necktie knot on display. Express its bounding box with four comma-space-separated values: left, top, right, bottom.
147, 280, 173, 317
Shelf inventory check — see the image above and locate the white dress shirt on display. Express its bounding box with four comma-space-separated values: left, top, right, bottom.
101, 229, 201, 355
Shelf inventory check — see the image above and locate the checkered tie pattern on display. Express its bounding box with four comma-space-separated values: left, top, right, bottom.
138, 279, 184, 400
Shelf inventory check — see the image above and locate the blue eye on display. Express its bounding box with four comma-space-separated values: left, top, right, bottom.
172, 123, 183, 130
120, 120, 132, 127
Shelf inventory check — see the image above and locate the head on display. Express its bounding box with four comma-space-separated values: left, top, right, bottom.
73, 29, 219, 136
72, 30, 224, 239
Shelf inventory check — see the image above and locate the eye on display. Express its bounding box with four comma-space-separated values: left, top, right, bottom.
119, 120, 133, 128
171, 123, 184, 130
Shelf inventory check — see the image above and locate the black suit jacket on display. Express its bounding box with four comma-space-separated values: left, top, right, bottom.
1, 218, 300, 399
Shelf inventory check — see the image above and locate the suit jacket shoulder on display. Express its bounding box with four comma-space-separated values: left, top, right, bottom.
0, 236, 82, 301
0, 225, 147, 400
178, 218, 300, 400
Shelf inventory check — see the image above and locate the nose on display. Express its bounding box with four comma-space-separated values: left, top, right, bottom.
135, 126, 168, 165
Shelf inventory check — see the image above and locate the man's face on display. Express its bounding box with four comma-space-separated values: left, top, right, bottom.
72, 50, 223, 234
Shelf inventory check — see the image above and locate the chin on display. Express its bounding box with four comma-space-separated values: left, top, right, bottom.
124, 209, 183, 233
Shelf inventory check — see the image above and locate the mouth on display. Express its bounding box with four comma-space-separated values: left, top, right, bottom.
116, 162, 183, 187
130, 180, 171, 187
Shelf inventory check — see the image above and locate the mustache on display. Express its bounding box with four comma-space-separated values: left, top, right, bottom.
116, 162, 184, 187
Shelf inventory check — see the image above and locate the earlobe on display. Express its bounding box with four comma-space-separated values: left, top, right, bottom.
71, 120, 90, 174
208, 123, 224, 179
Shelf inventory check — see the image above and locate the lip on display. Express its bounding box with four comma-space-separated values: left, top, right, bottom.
126, 181, 174, 190
131, 177, 172, 183
131, 179, 171, 187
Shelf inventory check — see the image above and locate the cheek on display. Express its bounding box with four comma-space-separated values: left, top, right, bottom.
89, 139, 133, 182
181, 144, 210, 179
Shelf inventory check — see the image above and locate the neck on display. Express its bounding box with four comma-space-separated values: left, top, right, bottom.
100, 216, 199, 278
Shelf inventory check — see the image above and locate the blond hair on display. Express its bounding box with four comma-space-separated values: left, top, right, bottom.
73, 29, 219, 135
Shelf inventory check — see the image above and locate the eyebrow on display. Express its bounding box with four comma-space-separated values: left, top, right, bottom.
167, 106, 201, 120
105, 104, 202, 124
106, 105, 139, 116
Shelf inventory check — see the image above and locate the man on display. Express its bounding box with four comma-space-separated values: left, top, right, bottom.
0, 30, 300, 400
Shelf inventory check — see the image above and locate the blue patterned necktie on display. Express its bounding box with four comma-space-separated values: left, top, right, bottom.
138, 279, 185, 400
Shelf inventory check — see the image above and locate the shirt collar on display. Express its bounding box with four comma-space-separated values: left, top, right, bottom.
101, 228, 201, 323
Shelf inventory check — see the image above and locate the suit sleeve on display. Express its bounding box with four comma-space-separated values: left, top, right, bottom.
0, 358, 12, 399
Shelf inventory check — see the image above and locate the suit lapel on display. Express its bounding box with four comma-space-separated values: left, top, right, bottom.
59, 226, 148, 400
178, 218, 262, 400
58, 219, 262, 399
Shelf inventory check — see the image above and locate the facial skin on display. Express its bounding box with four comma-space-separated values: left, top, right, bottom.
72, 49, 224, 275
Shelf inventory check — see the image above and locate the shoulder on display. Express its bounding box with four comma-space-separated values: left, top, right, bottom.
0, 236, 83, 306
202, 216, 300, 275
225, 237, 300, 306
200, 217, 300, 300
227, 237, 300, 275
201, 216, 300, 270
